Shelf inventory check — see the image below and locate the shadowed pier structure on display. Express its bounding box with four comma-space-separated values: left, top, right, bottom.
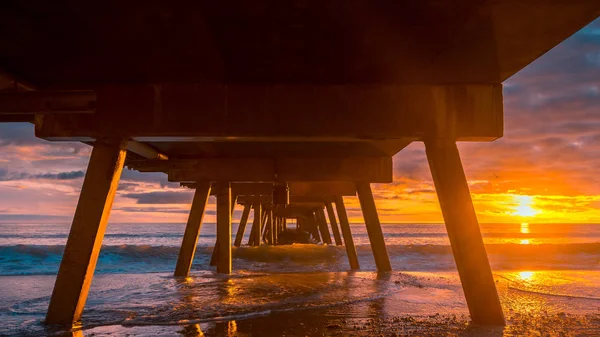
173, 182, 362, 274
1, 0, 599, 328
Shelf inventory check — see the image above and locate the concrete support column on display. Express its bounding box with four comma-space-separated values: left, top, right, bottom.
334, 195, 359, 270
425, 140, 504, 325
234, 204, 251, 247
46, 139, 127, 325
356, 182, 391, 272
325, 202, 343, 246
174, 182, 212, 277
215, 182, 232, 274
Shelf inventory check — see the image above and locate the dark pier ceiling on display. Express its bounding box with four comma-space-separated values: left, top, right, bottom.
1, 1, 600, 154
1, 1, 599, 85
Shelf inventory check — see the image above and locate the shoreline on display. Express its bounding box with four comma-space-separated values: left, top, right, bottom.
2, 270, 599, 336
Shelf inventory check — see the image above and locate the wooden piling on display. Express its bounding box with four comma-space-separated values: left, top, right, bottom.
325, 202, 343, 246
316, 208, 332, 244
269, 211, 275, 245
46, 139, 127, 325
210, 194, 238, 266
262, 210, 272, 244
425, 140, 504, 325
174, 182, 212, 277
234, 204, 251, 247
250, 197, 262, 246
215, 182, 232, 274
273, 215, 279, 245
334, 196, 360, 270
356, 183, 391, 272
309, 214, 322, 243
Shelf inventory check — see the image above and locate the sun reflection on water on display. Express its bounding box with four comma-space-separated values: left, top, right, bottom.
520, 222, 530, 234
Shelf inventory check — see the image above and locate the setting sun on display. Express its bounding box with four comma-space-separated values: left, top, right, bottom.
512, 196, 539, 217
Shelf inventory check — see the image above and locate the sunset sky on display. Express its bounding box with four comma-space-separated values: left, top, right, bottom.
1, 19, 600, 225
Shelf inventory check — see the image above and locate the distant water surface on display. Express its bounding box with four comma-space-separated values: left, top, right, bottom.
0, 222, 598, 336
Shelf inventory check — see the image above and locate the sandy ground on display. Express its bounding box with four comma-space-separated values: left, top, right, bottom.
77, 310, 600, 337
34, 271, 600, 336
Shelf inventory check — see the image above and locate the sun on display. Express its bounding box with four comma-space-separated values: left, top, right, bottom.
512, 195, 539, 217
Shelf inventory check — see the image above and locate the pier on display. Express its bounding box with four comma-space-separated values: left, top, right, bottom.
0, 0, 599, 329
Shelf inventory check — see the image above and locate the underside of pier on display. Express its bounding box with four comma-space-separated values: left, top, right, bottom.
1, 0, 599, 328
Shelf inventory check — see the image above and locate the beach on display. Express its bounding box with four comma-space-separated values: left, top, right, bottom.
1, 223, 599, 336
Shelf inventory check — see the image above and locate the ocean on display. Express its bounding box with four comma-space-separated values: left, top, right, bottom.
1, 222, 599, 336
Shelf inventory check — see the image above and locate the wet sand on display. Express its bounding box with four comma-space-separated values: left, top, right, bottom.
75, 271, 600, 337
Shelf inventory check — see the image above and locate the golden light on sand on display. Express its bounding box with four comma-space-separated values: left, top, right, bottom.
512, 195, 539, 217
227, 321, 238, 337
518, 271, 535, 280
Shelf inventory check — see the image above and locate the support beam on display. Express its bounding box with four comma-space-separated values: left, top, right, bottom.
174, 182, 211, 277
126, 141, 168, 160
325, 202, 343, 246
35, 84, 503, 141
165, 157, 392, 183
234, 204, 251, 247
215, 183, 232, 274
0, 90, 96, 114
210, 193, 237, 266
315, 209, 332, 245
334, 196, 359, 270
425, 140, 504, 325
46, 139, 127, 325
186, 182, 357, 197
356, 183, 391, 272
269, 211, 274, 245
248, 198, 262, 246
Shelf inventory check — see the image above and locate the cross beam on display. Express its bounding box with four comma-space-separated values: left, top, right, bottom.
182, 182, 356, 197
128, 157, 392, 183
33, 84, 502, 141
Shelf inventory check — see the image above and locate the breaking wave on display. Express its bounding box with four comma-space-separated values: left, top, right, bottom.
0, 242, 598, 276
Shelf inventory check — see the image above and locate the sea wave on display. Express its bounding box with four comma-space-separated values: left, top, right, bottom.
0, 243, 598, 276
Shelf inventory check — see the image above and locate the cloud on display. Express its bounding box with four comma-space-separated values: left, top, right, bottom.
0, 213, 71, 223
122, 191, 194, 204
0, 169, 85, 181
0, 123, 40, 146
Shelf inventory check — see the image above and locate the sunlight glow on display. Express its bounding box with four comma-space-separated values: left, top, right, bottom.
520, 222, 530, 234
520, 239, 530, 245
512, 196, 539, 217
518, 271, 535, 280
